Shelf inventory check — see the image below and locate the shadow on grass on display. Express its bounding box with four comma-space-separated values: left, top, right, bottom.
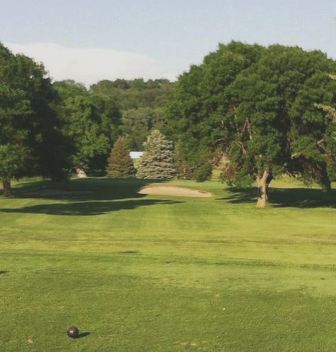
0, 199, 182, 216
221, 187, 336, 208
0, 271, 8, 275
10, 178, 163, 202
78, 332, 90, 339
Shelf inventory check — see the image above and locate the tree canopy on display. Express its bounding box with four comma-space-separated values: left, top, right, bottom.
90, 79, 173, 150
54, 80, 121, 175
90, 79, 173, 111
0, 43, 71, 195
167, 42, 336, 206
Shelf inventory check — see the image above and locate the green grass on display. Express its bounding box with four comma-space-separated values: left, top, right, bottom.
1, 177, 336, 351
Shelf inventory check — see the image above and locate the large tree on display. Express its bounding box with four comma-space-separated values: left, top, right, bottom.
167, 42, 336, 207
313, 74, 336, 184
0, 43, 70, 196
167, 42, 265, 181
54, 81, 121, 175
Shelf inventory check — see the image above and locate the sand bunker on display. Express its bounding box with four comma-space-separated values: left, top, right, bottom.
138, 185, 213, 198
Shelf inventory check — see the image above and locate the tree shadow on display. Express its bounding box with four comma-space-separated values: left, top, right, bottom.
0, 271, 8, 275
221, 187, 336, 208
12, 178, 163, 202
0, 199, 182, 216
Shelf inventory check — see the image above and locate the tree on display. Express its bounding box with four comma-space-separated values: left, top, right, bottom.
0, 145, 27, 196
313, 74, 336, 183
137, 130, 176, 180
0, 78, 31, 196
167, 42, 336, 207
0, 43, 71, 196
166, 42, 265, 181
90, 79, 173, 149
90, 79, 173, 111
288, 72, 336, 192
54, 81, 121, 175
106, 137, 136, 178
121, 107, 166, 150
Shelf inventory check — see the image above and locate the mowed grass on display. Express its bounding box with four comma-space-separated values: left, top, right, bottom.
0, 177, 336, 352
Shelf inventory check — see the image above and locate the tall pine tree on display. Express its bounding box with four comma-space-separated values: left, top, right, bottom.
137, 130, 176, 180
106, 137, 136, 178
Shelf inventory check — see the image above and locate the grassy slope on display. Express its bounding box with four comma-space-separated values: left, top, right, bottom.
0, 178, 336, 351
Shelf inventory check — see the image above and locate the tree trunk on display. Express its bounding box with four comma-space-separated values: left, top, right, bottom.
321, 180, 332, 193
2, 178, 12, 197
320, 168, 331, 192
256, 170, 272, 208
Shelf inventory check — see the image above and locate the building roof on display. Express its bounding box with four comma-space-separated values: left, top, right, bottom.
129, 151, 144, 159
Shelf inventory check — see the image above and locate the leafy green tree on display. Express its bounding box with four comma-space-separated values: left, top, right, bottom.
225, 46, 336, 206
137, 130, 176, 180
6, 53, 71, 182
0, 52, 28, 195
121, 107, 166, 150
90, 79, 173, 149
289, 72, 336, 191
54, 81, 121, 174
167, 42, 265, 179
53, 80, 87, 97
106, 137, 136, 178
0, 68, 31, 196
0, 145, 27, 196
58, 95, 110, 173
167, 42, 336, 207
90, 79, 173, 111
0, 84, 30, 196
313, 74, 336, 182
0, 43, 71, 196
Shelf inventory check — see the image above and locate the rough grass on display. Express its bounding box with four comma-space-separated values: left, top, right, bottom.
0, 177, 336, 351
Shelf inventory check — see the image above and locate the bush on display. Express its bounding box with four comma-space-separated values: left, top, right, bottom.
194, 163, 212, 182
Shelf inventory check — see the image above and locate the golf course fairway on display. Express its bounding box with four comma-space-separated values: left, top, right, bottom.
1, 177, 336, 351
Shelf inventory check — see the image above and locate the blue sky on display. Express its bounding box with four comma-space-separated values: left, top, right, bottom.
2, 0, 336, 85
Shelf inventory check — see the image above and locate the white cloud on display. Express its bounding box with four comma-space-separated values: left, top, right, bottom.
5, 42, 178, 86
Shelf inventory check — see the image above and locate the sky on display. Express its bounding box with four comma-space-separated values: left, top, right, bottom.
1, 0, 336, 85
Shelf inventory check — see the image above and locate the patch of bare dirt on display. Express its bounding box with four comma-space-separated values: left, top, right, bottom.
138, 185, 213, 198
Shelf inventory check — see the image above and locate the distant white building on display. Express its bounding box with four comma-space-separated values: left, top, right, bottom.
129, 151, 144, 160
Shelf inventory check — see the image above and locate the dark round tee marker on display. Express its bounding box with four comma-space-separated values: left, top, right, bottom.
67, 326, 79, 339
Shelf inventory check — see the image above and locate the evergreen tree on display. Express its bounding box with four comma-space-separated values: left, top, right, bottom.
106, 137, 136, 178
137, 130, 176, 180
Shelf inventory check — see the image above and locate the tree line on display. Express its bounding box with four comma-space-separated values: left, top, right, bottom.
0, 41, 174, 195
1, 41, 336, 207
